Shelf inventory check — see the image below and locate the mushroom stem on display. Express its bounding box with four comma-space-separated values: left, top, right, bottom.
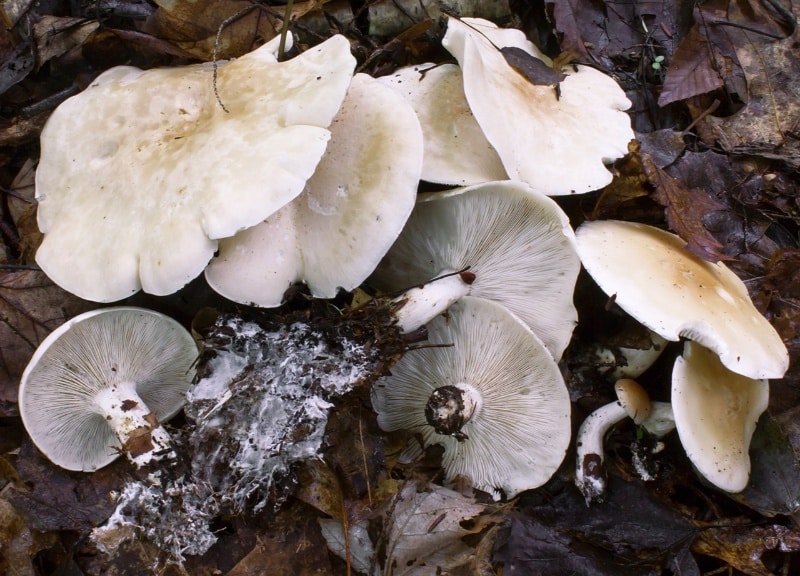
393, 271, 472, 332
94, 381, 174, 467
575, 398, 676, 504
425, 382, 483, 441
575, 401, 627, 504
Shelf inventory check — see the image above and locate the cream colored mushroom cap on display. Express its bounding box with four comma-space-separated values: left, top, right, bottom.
205, 73, 422, 307
371, 296, 572, 499
18, 307, 197, 471
377, 63, 506, 185
672, 341, 769, 493
35, 34, 355, 302
576, 220, 788, 380
441, 17, 633, 196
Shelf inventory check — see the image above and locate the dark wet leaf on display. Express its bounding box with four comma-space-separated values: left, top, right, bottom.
497, 476, 699, 575
7, 439, 122, 532
730, 411, 800, 516
32, 16, 99, 70
0, 269, 94, 415
0, 41, 34, 96
500, 46, 565, 86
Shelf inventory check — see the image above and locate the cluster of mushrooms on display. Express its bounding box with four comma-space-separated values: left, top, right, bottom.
18, 14, 789, 520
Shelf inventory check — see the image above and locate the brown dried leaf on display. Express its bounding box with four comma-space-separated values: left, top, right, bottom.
145, 0, 327, 60
32, 16, 99, 70
693, 524, 800, 575
642, 153, 730, 262
0, 269, 94, 414
658, 25, 724, 107
699, 11, 800, 169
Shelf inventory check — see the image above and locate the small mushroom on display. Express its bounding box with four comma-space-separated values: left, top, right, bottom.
204, 73, 422, 307
377, 63, 507, 185
18, 307, 197, 471
672, 341, 769, 493
370, 180, 580, 360
575, 379, 675, 503
371, 296, 572, 500
440, 17, 634, 196
34, 33, 356, 302
575, 220, 788, 380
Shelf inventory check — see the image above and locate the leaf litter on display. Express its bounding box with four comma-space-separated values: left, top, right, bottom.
2, 0, 800, 574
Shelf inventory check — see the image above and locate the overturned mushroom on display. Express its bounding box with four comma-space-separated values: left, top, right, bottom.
35, 33, 356, 302
205, 73, 422, 307
441, 17, 634, 195
18, 307, 197, 471
371, 180, 580, 360
371, 296, 572, 500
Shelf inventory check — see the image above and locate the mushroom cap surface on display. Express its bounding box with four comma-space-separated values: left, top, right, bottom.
370, 180, 580, 360
377, 63, 506, 185
18, 307, 197, 471
672, 341, 769, 493
371, 296, 572, 499
35, 34, 356, 302
575, 219, 788, 379
441, 17, 634, 195
205, 73, 422, 307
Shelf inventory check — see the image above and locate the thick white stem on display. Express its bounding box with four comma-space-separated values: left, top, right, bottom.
94, 381, 174, 467
575, 401, 627, 504
393, 272, 472, 333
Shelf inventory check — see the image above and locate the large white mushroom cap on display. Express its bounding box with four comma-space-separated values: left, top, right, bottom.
371, 180, 580, 360
204, 73, 422, 307
35, 34, 356, 302
441, 17, 634, 195
371, 296, 572, 499
18, 307, 197, 471
672, 341, 769, 493
377, 63, 507, 185
575, 219, 789, 379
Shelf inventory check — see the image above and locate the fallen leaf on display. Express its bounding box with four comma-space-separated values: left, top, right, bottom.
0, 269, 94, 415
642, 153, 730, 262
698, 4, 800, 170
7, 439, 121, 532
383, 481, 487, 575
496, 476, 699, 575
32, 15, 99, 70
144, 0, 326, 60
693, 523, 800, 575
730, 411, 800, 517
658, 25, 724, 107
500, 46, 565, 86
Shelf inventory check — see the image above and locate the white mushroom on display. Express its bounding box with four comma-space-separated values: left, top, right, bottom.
371, 296, 572, 500
672, 341, 769, 493
204, 73, 422, 307
35, 33, 356, 302
377, 63, 507, 185
370, 180, 580, 360
440, 17, 634, 196
575, 219, 789, 379
575, 378, 675, 503
18, 307, 197, 471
